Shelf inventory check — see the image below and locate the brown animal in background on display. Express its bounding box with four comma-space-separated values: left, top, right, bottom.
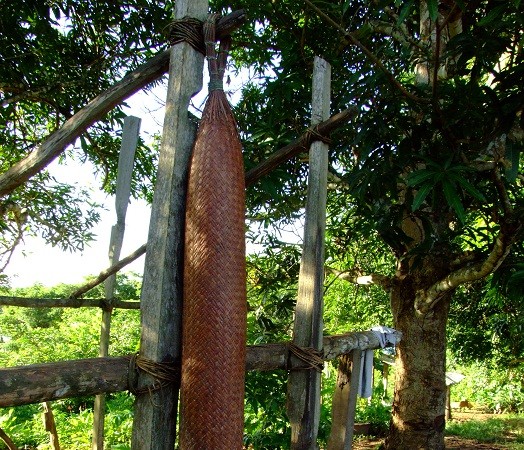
451, 399, 473, 411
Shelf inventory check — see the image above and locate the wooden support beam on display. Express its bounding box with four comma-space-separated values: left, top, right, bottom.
0, 331, 395, 408
244, 106, 357, 187
287, 56, 331, 450
130, 1, 207, 449
93, 115, 140, 450
0, 357, 129, 407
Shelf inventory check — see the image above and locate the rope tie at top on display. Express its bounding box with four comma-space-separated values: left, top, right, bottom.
203, 14, 229, 92
168, 17, 206, 55
168, 13, 234, 92
304, 126, 332, 146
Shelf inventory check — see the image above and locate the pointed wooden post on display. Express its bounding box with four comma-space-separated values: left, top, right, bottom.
43, 401, 61, 450
130, 1, 207, 449
92, 115, 140, 450
287, 56, 331, 450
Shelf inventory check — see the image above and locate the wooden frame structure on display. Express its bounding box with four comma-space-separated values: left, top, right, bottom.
0, 3, 400, 449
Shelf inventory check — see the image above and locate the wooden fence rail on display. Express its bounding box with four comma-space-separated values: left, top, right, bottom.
0, 296, 139, 309
0, 330, 398, 408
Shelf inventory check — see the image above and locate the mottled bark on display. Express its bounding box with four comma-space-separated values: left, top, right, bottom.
385, 266, 451, 450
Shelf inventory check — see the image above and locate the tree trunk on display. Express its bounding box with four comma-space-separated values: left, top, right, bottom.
385, 270, 451, 449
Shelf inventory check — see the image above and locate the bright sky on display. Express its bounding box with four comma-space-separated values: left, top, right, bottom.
5, 65, 247, 288
4, 91, 160, 288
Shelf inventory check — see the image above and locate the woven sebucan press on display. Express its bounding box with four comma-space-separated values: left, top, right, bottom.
179, 14, 247, 450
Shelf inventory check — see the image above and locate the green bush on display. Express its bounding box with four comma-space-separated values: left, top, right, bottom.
448, 361, 524, 413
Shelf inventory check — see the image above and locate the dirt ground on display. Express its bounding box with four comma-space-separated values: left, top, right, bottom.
352, 410, 516, 450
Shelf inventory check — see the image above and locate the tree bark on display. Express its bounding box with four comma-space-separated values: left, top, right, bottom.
385, 270, 451, 450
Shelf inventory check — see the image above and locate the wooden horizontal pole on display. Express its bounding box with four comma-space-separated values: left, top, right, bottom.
0, 296, 140, 309
0, 357, 130, 407
245, 106, 357, 187
0, 330, 397, 407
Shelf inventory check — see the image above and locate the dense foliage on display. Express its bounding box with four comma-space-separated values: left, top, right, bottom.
0, 0, 168, 275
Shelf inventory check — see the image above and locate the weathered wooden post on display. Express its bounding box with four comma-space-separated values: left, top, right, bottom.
327, 350, 363, 450
130, 1, 207, 449
287, 56, 331, 449
43, 401, 60, 450
92, 115, 140, 450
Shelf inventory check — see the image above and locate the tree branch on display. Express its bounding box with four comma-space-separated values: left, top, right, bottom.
69, 244, 146, 299
415, 218, 522, 315
327, 266, 393, 290
303, 0, 427, 104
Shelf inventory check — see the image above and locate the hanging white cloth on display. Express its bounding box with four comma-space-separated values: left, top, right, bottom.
358, 326, 401, 398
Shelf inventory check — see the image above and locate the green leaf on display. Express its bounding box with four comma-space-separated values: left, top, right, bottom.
454, 176, 487, 202
442, 180, 466, 223
342, 0, 351, 15
406, 169, 436, 186
427, 0, 438, 22
477, 5, 506, 27
454, 0, 466, 10
397, 0, 414, 25
412, 183, 433, 211
505, 142, 521, 183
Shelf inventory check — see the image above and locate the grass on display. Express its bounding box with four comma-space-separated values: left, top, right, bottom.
445, 414, 524, 449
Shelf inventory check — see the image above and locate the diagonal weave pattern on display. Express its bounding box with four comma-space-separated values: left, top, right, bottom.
179, 66, 247, 449
180, 89, 246, 449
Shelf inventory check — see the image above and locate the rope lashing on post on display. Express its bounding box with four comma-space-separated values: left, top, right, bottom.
287, 343, 325, 372
179, 13, 247, 450
167, 10, 246, 56
304, 126, 332, 146
168, 17, 206, 54
126, 354, 179, 396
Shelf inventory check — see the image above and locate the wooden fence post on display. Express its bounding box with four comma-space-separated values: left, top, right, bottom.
287, 56, 331, 449
92, 115, 140, 450
130, 1, 207, 449
327, 350, 363, 450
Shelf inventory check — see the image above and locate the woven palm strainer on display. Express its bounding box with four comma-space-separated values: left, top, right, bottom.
179, 14, 247, 450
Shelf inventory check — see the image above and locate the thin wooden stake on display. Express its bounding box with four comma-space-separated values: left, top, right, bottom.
130, 1, 207, 449
287, 56, 331, 450
92, 115, 140, 450
0, 426, 19, 450
43, 401, 60, 450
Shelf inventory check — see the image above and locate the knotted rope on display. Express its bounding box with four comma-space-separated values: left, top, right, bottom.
288, 343, 325, 372
204, 14, 231, 92
167, 16, 206, 54
127, 354, 179, 396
